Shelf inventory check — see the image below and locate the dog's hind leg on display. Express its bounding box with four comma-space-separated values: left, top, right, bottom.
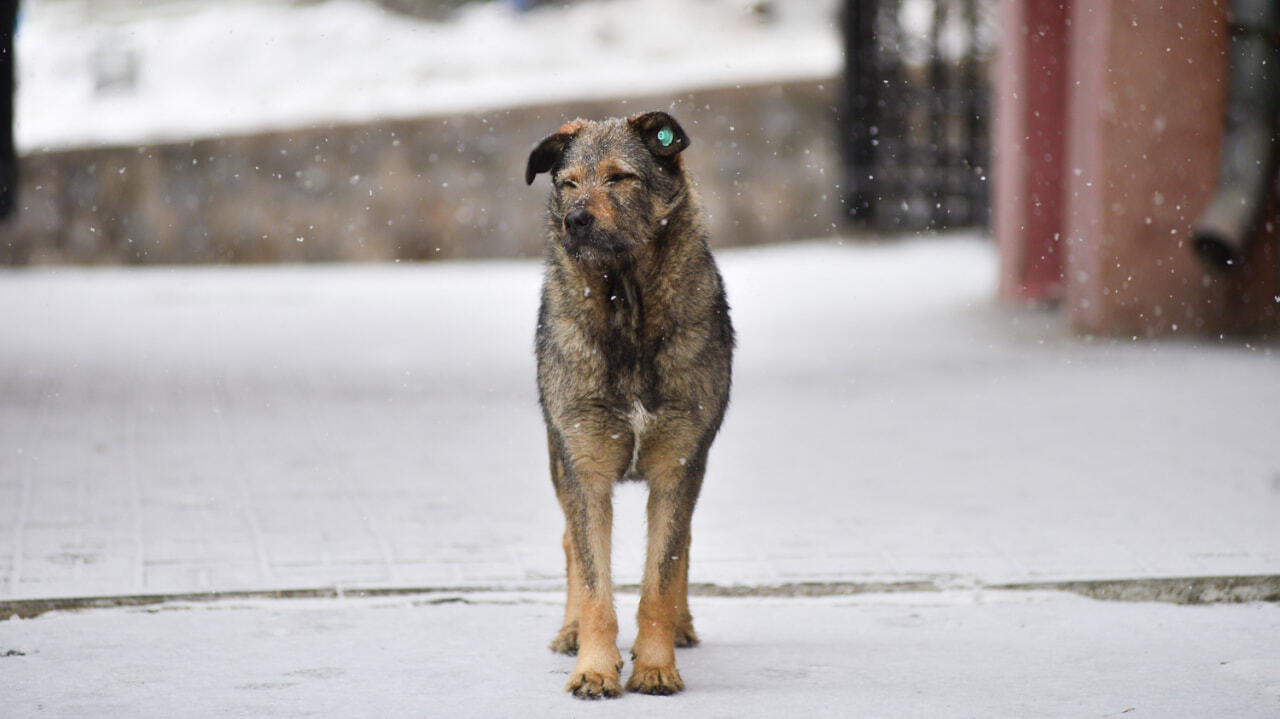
548, 436, 584, 654
550, 527, 584, 654
672, 532, 700, 648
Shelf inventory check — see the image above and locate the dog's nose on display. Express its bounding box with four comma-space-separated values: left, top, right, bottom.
564, 208, 594, 234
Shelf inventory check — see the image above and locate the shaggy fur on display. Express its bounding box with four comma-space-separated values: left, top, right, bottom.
526, 111, 734, 698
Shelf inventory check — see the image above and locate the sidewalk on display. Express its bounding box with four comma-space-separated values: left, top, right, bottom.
3, 235, 1279, 715
1, 234, 1278, 602
4, 590, 1279, 717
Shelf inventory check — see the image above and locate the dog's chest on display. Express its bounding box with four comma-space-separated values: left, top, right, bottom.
604, 294, 669, 397
622, 398, 655, 480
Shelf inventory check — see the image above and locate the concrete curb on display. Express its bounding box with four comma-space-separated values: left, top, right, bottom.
993, 574, 1280, 604
4, 574, 1277, 620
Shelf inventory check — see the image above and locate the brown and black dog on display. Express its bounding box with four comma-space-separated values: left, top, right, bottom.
526, 111, 734, 698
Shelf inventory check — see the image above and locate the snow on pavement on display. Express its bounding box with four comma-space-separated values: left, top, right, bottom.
1, 234, 1278, 602
2, 590, 1279, 717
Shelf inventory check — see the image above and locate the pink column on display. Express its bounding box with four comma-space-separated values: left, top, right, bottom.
1062, 0, 1277, 336
993, 0, 1070, 303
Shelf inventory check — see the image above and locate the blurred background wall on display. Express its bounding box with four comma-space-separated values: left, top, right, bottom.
2, 81, 837, 263
0, 0, 998, 265
0, 0, 857, 263
0, 0, 1275, 337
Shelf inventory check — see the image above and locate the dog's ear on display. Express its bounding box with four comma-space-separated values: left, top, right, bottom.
628, 111, 691, 158
525, 121, 582, 185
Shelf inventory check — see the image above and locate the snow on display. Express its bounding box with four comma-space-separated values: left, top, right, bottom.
1, 233, 1278, 712
7, 4, 1278, 708
3, 590, 1280, 716
14, 0, 842, 151
1, 235, 1277, 602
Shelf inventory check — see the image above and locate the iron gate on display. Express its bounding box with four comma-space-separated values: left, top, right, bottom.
840, 0, 996, 231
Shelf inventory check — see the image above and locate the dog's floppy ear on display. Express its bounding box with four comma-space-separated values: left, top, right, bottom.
525, 121, 582, 185
628, 111, 690, 158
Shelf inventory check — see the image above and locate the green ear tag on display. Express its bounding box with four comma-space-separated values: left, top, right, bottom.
657, 126, 674, 148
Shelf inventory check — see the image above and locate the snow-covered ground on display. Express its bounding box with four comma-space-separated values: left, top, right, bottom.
15, 0, 842, 151
2, 235, 1279, 713
2, 235, 1277, 602
4, 590, 1280, 716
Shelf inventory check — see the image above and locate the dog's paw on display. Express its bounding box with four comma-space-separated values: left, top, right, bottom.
549, 622, 579, 654
674, 622, 700, 648
566, 668, 622, 699
626, 663, 685, 695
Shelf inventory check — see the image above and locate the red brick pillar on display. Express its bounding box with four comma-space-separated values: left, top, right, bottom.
1062, 1, 1277, 335
993, 0, 1070, 302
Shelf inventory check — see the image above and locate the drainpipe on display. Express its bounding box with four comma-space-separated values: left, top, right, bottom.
1191, 0, 1280, 271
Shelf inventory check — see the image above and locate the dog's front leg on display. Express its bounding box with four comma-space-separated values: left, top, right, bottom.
628, 444, 706, 695
560, 447, 626, 699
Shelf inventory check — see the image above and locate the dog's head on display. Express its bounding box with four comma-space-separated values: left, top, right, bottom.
525, 111, 691, 268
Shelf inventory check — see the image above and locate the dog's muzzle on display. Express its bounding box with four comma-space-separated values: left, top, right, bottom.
564, 208, 594, 237
562, 208, 623, 260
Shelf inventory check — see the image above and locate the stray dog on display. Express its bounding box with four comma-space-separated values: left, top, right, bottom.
526, 111, 734, 698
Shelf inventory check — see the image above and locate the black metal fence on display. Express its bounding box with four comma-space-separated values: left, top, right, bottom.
839, 0, 996, 231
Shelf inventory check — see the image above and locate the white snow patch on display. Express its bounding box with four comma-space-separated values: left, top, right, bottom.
15, 0, 841, 151
2, 592, 1280, 716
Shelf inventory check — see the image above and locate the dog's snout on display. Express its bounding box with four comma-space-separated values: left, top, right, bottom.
564, 208, 594, 234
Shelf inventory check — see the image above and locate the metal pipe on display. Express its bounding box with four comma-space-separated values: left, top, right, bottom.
1191, 0, 1280, 271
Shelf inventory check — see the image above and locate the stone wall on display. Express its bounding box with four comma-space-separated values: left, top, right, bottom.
0, 80, 843, 265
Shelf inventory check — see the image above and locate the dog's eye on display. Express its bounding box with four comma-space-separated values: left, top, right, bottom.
559, 178, 579, 190
606, 173, 635, 184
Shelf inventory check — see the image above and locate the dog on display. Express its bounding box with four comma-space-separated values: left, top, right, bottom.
525, 111, 734, 698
